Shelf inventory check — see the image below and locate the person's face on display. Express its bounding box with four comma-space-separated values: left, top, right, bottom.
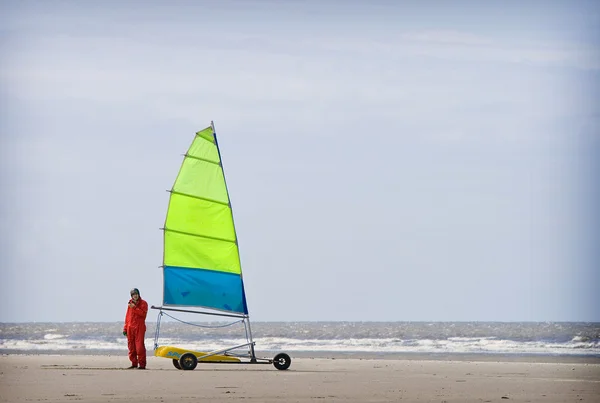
131, 292, 139, 302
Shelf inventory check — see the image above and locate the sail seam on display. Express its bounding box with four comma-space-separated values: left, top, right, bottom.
164, 227, 236, 244
170, 190, 230, 207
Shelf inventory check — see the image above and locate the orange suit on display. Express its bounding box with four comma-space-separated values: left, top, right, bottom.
123, 297, 148, 368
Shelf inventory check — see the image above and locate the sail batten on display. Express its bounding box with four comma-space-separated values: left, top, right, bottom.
184, 153, 222, 166
164, 227, 237, 244
168, 190, 230, 207
161, 125, 248, 315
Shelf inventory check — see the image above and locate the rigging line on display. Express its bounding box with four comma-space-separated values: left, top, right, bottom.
154, 311, 164, 349
161, 311, 243, 328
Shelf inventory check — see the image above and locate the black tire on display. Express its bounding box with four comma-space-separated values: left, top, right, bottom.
172, 359, 182, 370
273, 353, 291, 370
179, 353, 198, 371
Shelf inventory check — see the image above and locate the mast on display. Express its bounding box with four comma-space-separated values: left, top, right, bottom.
210, 121, 256, 360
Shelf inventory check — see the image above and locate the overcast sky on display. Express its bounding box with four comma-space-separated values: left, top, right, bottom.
1, 0, 598, 323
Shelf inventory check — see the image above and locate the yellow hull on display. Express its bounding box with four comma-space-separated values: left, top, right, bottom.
154, 346, 241, 362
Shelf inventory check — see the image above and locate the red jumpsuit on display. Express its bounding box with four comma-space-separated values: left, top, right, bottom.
123, 297, 148, 368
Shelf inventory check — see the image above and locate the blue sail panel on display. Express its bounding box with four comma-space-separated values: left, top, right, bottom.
163, 266, 248, 314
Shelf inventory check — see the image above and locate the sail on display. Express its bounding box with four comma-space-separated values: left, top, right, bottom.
162, 125, 248, 315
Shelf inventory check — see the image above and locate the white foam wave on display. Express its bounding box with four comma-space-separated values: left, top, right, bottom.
1, 336, 598, 356
43, 334, 67, 340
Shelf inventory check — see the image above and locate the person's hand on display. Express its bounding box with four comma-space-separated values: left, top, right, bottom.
128, 302, 135, 308
122, 330, 127, 336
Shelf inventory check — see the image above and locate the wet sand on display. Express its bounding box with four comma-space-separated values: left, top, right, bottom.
1, 354, 599, 402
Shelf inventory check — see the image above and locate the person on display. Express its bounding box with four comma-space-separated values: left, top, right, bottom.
123, 288, 148, 369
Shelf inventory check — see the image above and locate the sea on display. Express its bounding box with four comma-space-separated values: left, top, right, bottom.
1, 321, 599, 359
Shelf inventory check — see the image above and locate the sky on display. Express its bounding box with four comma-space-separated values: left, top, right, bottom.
1, 0, 599, 323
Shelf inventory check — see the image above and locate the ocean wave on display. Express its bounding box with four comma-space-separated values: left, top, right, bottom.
1, 336, 598, 356
1, 322, 598, 356
43, 333, 67, 340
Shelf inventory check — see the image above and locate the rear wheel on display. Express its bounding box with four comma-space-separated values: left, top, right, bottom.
172, 359, 182, 370
273, 353, 291, 370
179, 353, 198, 371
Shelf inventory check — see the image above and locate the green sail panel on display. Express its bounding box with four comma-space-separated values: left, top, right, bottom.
162, 126, 247, 314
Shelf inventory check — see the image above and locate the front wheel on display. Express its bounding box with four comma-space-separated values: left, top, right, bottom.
172, 359, 182, 370
273, 353, 291, 370
179, 353, 198, 370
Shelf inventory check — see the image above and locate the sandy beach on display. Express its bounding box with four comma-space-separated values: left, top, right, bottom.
1, 354, 599, 403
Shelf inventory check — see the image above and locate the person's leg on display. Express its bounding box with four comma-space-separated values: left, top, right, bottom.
135, 327, 147, 368
127, 328, 138, 367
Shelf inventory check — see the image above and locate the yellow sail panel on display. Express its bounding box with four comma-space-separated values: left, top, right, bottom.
164, 230, 241, 274
172, 158, 229, 205
165, 194, 236, 242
